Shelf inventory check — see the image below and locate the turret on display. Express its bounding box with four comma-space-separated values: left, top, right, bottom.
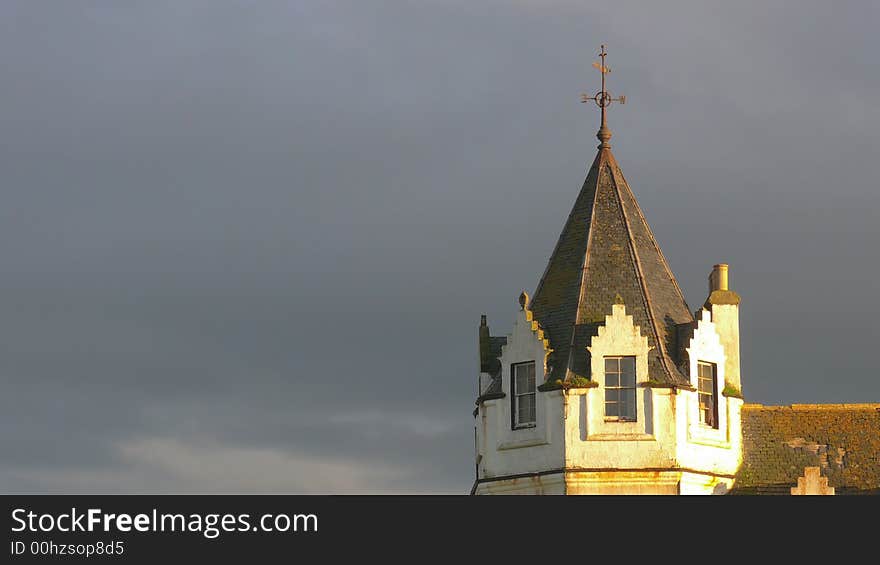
472, 46, 742, 495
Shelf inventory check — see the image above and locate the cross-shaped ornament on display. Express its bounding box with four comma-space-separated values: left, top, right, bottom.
580, 45, 625, 148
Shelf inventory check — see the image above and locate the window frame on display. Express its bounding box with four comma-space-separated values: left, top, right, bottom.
604, 355, 637, 422
510, 361, 537, 430
697, 361, 719, 429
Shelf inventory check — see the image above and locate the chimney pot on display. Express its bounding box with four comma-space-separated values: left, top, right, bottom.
710, 263, 729, 292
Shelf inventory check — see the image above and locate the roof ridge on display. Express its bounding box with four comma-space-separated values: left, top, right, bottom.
745, 403, 880, 410
606, 155, 692, 317
531, 151, 603, 305
563, 150, 607, 380
605, 153, 676, 383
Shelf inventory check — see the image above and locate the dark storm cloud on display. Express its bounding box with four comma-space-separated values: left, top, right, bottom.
1, 0, 878, 492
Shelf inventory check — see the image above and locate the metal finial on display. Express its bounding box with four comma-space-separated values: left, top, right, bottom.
580, 45, 626, 149
518, 291, 530, 311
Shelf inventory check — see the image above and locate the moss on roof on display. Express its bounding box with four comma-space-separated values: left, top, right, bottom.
733, 403, 880, 495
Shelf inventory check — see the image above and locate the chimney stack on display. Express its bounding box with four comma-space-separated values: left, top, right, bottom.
479, 314, 491, 372
704, 263, 742, 394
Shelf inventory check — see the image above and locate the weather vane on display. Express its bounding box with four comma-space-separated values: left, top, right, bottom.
581, 45, 625, 148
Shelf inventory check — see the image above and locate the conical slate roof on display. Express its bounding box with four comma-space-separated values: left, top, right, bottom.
529, 145, 694, 386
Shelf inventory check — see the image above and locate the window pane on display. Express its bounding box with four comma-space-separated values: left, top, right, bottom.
695, 362, 718, 428
604, 356, 637, 421
620, 357, 635, 379
517, 393, 536, 426
605, 357, 618, 373
605, 401, 619, 418
705, 397, 715, 426
514, 362, 536, 395
526, 394, 536, 423
605, 372, 620, 387
516, 372, 528, 394
512, 363, 537, 428
621, 389, 636, 420
699, 390, 717, 427
700, 403, 714, 427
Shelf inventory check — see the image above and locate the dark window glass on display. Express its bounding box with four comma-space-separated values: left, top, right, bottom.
604, 356, 637, 421
697, 361, 718, 428
511, 362, 537, 429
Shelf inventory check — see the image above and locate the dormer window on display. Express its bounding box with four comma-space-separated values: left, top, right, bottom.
511, 361, 536, 429
697, 361, 718, 428
604, 356, 636, 421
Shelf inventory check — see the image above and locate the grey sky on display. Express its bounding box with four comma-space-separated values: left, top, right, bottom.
1, 1, 878, 493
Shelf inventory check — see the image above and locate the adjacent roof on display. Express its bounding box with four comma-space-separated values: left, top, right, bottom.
479, 314, 507, 378
734, 403, 880, 495
528, 146, 694, 385
477, 316, 506, 401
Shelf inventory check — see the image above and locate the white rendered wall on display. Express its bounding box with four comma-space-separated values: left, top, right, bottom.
564, 304, 677, 471
710, 302, 741, 391
475, 306, 564, 489
674, 309, 742, 489
474, 304, 743, 495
